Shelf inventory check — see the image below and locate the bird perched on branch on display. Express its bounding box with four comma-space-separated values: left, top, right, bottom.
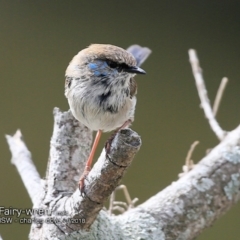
65, 44, 151, 194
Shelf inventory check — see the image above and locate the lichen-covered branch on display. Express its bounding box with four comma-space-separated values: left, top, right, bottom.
118, 125, 240, 240
28, 109, 141, 239
44, 108, 92, 204
31, 124, 240, 240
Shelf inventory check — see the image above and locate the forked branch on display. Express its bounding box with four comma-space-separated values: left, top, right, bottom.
188, 49, 227, 140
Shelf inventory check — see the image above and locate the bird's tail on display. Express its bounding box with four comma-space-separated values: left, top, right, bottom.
126, 45, 152, 67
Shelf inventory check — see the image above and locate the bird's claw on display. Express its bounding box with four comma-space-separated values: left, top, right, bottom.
78, 166, 91, 196
105, 132, 118, 155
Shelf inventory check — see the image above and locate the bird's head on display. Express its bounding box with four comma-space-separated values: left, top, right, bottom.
65, 44, 146, 85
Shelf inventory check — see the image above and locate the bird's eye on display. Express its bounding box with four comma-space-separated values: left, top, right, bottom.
106, 60, 118, 69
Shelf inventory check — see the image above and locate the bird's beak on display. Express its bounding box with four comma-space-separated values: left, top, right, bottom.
124, 66, 146, 74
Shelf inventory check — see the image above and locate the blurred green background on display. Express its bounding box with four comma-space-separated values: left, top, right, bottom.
0, 1, 240, 239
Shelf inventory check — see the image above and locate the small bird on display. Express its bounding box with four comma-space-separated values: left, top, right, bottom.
65, 44, 151, 193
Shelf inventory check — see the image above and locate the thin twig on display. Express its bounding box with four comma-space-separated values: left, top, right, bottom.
185, 141, 199, 170
108, 189, 116, 215
112, 206, 125, 213
213, 77, 228, 116
5, 130, 41, 204
109, 185, 139, 214
116, 185, 139, 208
179, 141, 199, 177
188, 49, 226, 141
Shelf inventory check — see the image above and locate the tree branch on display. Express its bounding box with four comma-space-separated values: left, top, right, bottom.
188, 49, 226, 140
30, 124, 240, 239
44, 108, 92, 204
27, 109, 141, 239
122, 125, 240, 239
5, 130, 41, 204
5, 49, 240, 240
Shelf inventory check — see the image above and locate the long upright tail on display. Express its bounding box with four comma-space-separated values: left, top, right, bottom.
127, 45, 152, 67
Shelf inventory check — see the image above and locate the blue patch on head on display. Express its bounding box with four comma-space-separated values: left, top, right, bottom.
88, 61, 109, 77
88, 63, 98, 70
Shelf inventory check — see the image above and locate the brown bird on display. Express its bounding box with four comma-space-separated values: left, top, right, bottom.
65, 44, 151, 193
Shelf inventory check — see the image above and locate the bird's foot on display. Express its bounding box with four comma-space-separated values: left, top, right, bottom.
105, 131, 118, 155
105, 119, 132, 155
78, 166, 91, 196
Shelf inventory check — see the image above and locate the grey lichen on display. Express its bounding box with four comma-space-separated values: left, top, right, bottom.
224, 173, 240, 201
116, 211, 165, 240
192, 178, 214, 192
187, 209, 199, 221
205, 193, 213, 204
206, 210, 214, 219
222, 146, 240, 164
